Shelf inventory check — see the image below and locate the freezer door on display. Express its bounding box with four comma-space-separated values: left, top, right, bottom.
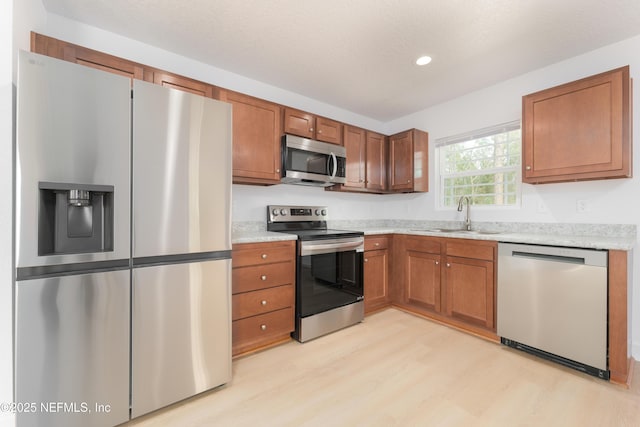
132, 80, 232, 257
16, 51, 131, 268
131, 259, 232, 418
15, 270, 130, 427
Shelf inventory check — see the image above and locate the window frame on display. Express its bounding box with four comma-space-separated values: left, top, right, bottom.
435, 120, 522, 210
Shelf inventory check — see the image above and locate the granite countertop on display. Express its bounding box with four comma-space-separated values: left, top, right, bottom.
232, 220, 636, 250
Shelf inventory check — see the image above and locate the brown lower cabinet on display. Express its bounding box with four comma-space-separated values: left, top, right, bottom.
232, 240, 295, 356
363, 236, 391, 313
391, 235, 497, 337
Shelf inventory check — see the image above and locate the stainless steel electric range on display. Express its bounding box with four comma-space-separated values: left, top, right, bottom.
267, 205, 364, 342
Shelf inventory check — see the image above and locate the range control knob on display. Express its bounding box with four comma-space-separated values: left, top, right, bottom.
321, 209, 327, 216
280, 209, 287, 216
315, 209, 321, 216
272, 208, 279, 216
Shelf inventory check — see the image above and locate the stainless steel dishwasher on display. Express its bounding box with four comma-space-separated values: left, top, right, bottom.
497, 243, 609, 379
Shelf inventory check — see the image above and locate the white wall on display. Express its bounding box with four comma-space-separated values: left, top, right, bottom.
12, 0, 640, 366
1, 0, 14, 425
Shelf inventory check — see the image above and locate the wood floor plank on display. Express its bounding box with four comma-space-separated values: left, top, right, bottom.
125, 309, 639, 427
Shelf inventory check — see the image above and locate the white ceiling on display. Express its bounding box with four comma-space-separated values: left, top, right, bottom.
42, 0, 640, 121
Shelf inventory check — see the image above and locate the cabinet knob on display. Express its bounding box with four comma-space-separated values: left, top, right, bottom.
276, 168, 280, 173
261, 300, 267, 306
407, 179, 411, 183
310, 127, 314, 132
446, 263, 451, 267
364, 258, 368, 262
526, 165, 531, 170
435, 261, 439, 265
375, 242, 380, 247
260, 324, 267, 331
261, 253, 268, 259
318, 129, 322, 134
260, 275, 267, 281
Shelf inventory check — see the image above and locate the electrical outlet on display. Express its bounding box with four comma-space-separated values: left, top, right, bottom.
576, 199, 591, 213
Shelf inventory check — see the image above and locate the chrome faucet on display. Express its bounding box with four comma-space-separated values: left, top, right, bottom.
457, 196, 471, 231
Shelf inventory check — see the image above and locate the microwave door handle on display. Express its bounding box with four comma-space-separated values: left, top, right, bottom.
329, 152, 337, 179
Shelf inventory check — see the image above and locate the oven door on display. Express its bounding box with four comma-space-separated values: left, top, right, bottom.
297, 236, 364, 318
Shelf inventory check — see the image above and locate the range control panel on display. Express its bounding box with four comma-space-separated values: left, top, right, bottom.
267, 205, 328, 223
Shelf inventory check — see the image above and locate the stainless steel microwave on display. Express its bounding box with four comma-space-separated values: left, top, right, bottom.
281, 134, 347, 187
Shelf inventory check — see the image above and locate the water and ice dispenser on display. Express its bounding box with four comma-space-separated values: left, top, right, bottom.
38, 182, 115, 255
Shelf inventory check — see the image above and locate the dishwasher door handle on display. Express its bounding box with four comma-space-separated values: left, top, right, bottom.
512, 251, 585, 265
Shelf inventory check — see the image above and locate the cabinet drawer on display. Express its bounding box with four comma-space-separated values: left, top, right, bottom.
232, 285, 294, 320
445, 240, 495, 261
232, 261, 294, 293
232, 242, 295, 267
232, 307, 294, 351
406, 236, 441, 254
365, 236, 389, 251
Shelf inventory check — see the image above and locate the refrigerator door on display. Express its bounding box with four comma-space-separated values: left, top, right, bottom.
132, 80, 232, 258
16, 51, 131, 269
15, 270, 130, 427
131, 259, 232, 418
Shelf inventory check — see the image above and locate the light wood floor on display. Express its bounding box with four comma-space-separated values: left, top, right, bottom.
126, 308, 640, 427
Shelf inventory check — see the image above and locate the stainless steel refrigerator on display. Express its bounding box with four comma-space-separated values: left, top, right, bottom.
15, 51, 232, 427
130, 79, 232, 418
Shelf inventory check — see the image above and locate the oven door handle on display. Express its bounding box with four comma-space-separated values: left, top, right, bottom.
300, 237, 364, 256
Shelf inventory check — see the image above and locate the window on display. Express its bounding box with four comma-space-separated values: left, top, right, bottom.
436, 121, 521, 208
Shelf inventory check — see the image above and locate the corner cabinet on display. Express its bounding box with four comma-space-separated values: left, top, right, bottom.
231, 240, 296, 356
522, 66, 632, 184
394, 235, 496, 337
388, 129, 429, 192
216, 89, 283, 185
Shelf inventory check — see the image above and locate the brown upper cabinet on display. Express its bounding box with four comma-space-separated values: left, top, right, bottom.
152, 71, 215, 98
522, 66, 632, 184
283, 108, 343, 145
32, 32, 147, 82
216, 89, 283, 185
331, 127, 387, 192
365, 131, 388, 191
388, 129, 429, 193
342, 126, 367, 189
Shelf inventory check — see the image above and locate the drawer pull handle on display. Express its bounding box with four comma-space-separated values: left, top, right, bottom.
261, 300, 267, 306
261, 253, 268, 259
261, 275, 267, 281
260, 324, 267, 331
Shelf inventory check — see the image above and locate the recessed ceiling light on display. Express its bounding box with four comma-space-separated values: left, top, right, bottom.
416, 55, 432, 66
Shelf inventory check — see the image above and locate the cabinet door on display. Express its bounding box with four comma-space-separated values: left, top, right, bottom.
343, 126, 366, 188
406, 250, 441, 312
316, 117, 343, 145
218, 89, 283, 184
522, 66, 631, 183
443, 256, 494, 330
152, 71, 214, 97
283, 108, 315, 139
32, 32, 146, 82
364, 248, 389, 313
365, 131, 387, 191
389, 130, 414, 191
